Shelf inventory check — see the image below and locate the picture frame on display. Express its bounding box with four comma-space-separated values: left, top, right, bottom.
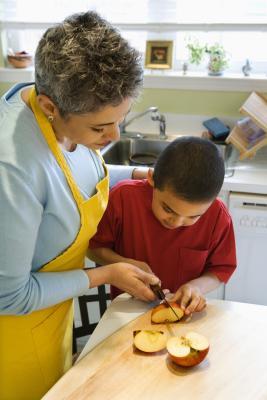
145, 40, 173, 69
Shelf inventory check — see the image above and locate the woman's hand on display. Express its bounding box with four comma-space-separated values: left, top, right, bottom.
108, 263, 159, 301
86, 262, 160, 302
170, 283, 207, 315
126, 258, 153, 273
132, 167, 153, 180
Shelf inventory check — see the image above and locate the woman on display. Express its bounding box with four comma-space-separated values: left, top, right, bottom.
0, 12, 159, 400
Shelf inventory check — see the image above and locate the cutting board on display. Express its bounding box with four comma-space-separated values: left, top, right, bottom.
43, 300, 267, 400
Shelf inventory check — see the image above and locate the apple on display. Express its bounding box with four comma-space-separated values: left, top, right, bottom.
167, 331, 209, 367
151, 302, 184, 323
133, 330, 167, 353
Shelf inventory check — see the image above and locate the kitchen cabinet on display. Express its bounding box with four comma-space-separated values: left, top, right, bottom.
211, 146, 267, 304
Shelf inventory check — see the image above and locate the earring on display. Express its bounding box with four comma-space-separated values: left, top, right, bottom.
48, 115, 54, 123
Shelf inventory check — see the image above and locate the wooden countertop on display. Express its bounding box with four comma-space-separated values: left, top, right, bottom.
43, 299, 267, 400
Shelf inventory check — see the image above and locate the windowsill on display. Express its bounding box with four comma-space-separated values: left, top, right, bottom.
1, 66, 267, 92
144, 70, 267, 92
0, 66, 35, 83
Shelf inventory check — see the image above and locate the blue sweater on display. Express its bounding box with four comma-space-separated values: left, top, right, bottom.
0, 83, 133, 314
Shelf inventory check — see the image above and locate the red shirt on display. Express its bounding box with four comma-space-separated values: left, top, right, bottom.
90, 179, 236, 298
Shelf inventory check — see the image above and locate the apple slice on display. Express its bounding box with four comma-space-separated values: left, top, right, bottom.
151, 302, 184, 323
167, 331, 209, 367
133, 330, 167, 353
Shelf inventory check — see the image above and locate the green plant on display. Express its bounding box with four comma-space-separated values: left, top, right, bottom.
186, 39, 229, 75
206, 43, 229, 74
186, 40, 206, 65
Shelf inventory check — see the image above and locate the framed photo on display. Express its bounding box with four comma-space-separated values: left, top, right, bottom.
145, 40, 173, 69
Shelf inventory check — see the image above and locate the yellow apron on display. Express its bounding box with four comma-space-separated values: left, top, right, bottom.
0, 88, 109, 400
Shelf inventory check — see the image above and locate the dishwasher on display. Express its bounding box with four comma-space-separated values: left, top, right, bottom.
225, 192, 267, 305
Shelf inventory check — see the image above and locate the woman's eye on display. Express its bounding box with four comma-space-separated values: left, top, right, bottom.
91, 127, 104, 133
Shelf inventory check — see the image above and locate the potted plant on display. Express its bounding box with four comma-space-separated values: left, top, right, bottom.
206, 43, 229, 76
186, 40, 229, 76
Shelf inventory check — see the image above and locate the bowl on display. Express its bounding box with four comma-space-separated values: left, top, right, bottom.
7, 52, 33, 68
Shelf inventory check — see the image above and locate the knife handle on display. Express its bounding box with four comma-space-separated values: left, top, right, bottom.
150, 284, 165, 300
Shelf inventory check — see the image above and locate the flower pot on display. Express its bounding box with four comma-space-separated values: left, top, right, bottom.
208, 70, 223, 76
207, 54, 226, 76
7, 52, 32, 68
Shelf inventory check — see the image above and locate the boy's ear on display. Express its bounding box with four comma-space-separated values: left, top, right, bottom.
147, 168, 155, 187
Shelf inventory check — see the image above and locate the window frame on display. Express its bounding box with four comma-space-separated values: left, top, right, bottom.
1, 20, 267, 91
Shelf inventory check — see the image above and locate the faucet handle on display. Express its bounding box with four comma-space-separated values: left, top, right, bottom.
151, 112, 165, 123
151, 112, 167, 139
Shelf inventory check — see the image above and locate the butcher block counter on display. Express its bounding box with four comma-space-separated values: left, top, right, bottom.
43, 295, 267, 400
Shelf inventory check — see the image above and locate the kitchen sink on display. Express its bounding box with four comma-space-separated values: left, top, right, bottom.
102, 137, 169, 166
101, 135, 235, 177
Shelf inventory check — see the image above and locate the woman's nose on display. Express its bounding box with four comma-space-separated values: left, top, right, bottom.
106, 123, 120, 141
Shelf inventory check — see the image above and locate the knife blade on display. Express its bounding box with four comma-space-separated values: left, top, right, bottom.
150, 284, 181, 321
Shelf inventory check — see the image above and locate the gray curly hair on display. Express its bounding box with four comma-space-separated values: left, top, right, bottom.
35, 12, 143, 117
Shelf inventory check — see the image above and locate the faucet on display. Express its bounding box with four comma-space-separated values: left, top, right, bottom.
151, 112, 166, 139
120, 106, 167, 139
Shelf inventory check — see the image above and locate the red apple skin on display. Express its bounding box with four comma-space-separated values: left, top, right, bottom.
151, 302, 184, 323
169, 347, 209, 367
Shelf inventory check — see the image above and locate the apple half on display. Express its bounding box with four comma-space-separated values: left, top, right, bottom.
151, 302, 184, 323
167, 331, 209, 367
133, 330, 167, 353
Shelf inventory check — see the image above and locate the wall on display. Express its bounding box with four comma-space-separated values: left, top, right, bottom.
134, 89, 250, 118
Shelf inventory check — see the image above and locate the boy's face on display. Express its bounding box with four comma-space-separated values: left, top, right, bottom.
148, 172, 213, 229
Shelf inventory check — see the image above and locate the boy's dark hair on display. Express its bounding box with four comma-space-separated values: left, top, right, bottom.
153, 136, 225, 202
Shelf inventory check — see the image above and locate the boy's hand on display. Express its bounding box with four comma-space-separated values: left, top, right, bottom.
170, 284, 207, 315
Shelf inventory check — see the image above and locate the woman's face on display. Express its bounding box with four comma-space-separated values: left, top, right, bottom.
51, 97, 133, 150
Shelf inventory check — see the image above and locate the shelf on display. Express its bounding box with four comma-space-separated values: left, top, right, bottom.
144, 71, 267, 92
0, 66, 34, 82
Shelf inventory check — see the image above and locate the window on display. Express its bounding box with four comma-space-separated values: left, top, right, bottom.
1, 0, 267, 80
3, 0, 267, 24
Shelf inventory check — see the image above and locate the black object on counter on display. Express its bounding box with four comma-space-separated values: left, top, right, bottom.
203, 117, 230, 140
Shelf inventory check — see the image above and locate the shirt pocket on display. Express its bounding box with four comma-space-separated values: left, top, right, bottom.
179, 248, 209, 284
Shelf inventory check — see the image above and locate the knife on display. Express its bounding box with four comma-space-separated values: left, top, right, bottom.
150, 284, 181, 321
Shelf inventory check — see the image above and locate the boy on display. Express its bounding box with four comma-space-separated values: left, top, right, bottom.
89, 137, 236, 315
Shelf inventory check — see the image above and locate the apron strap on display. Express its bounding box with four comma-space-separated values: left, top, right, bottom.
29, 87, 85, 206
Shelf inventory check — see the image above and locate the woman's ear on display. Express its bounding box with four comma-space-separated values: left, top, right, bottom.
36, 94, 59, 119
147, 168, 155, 187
